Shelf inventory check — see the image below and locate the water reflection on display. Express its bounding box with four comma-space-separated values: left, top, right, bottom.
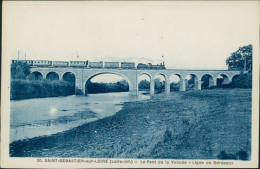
10, 92, 149, 143
49, 107, 57, 115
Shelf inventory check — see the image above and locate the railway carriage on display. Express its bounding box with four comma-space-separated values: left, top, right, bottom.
25, 60, 34, 66
121, 62, 135, 69
33, 60, 52, 67
88, 61, 103, 68
11, 60, 34, 66
53, 61, 69, 67
104, 62, 119, 69
70, 61, 88, 68
137, 63, 147, 69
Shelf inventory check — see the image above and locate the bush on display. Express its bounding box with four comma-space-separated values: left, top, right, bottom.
205, 72, 252, 90
237, 150, 249, 160
10, 79, 75, 100
209, 85, 220, 89
217, 150, 249, 160
229, 72, 252, 88
86, 80, 129, 94
217, 151, 237, 160
10, 62, 76, 100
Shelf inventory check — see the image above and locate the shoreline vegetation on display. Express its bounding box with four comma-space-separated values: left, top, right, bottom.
11, 79, 75, 100
10, 88, 251, 160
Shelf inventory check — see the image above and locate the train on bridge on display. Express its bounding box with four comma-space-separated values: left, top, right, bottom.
11, 60, 166, 70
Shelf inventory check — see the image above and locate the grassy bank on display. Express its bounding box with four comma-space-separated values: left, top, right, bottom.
10, 88, 251, 160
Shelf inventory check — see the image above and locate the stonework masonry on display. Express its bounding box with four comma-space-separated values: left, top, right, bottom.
31, 67, 241, 96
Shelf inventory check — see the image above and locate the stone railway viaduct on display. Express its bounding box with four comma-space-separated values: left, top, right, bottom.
30, 67, 241, 96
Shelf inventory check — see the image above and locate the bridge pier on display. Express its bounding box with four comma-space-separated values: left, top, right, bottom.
165, 80, 170, 94
195, 80, 201, 90
129, 89, 139, 96
150, 79, 154, 95
179, 80, 186, 91
42, 73, 47, 79
76, 77, 84, 95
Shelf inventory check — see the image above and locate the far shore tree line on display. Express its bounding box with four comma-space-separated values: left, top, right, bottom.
86, 80, 129, 94
10, 44, 252, 100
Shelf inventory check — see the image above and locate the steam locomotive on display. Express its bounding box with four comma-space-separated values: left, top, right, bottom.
11, 60, 166, 69
137, 62, 166, 69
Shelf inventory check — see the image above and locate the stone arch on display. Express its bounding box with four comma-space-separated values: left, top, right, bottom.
231, 74, 241, 82
152, 73, 168, 81
138, 72, 152, 80
152, 73, 168, 94
61, 71, 77, 80
185, 74, 199, 90
217, 74, 231, 85
169, 73, 184, 91
187, 74, 199, 81
83, 72, 132, 95
62, 72, 76, 81
138, 73, 152, 94
230, 74, 241, 87
201, 73, 214, 80
30, 71, 43, 80
170, 73, 184, 81
201, 74, 215, 89
46, 71, 60, 81
62, 72, 76, 94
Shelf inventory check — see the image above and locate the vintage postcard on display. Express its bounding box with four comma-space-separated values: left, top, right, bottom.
1, 1, 259, 168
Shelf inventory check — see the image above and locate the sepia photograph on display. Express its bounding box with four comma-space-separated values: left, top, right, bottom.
1, 1, 259, 168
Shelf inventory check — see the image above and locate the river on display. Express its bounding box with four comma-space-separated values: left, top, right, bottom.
10, 92, 150, 143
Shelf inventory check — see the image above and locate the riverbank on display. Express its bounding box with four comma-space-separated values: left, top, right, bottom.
10, 88, 252, 160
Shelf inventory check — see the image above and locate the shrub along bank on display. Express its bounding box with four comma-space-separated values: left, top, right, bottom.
86, 80, 129, 94
10, 61, 76, 100
10, 79, 75, 100
208, 72, 252, 90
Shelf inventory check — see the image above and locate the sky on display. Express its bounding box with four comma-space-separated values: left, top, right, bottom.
3, 1, 258, 83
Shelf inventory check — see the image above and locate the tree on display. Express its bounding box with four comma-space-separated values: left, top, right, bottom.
47, 73, 59, 81
138, 80, 150, 90
201, 76, 209, 89
63, 73, 75, 82
188, 76, 195, 85
226, 45, 252, 71
117, 80, 129, 91
229, 72, 252, 88
184, 76, 195, 90
170, 82, 180, 91
11, 61, 31, 79
154, 78, 165, 91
